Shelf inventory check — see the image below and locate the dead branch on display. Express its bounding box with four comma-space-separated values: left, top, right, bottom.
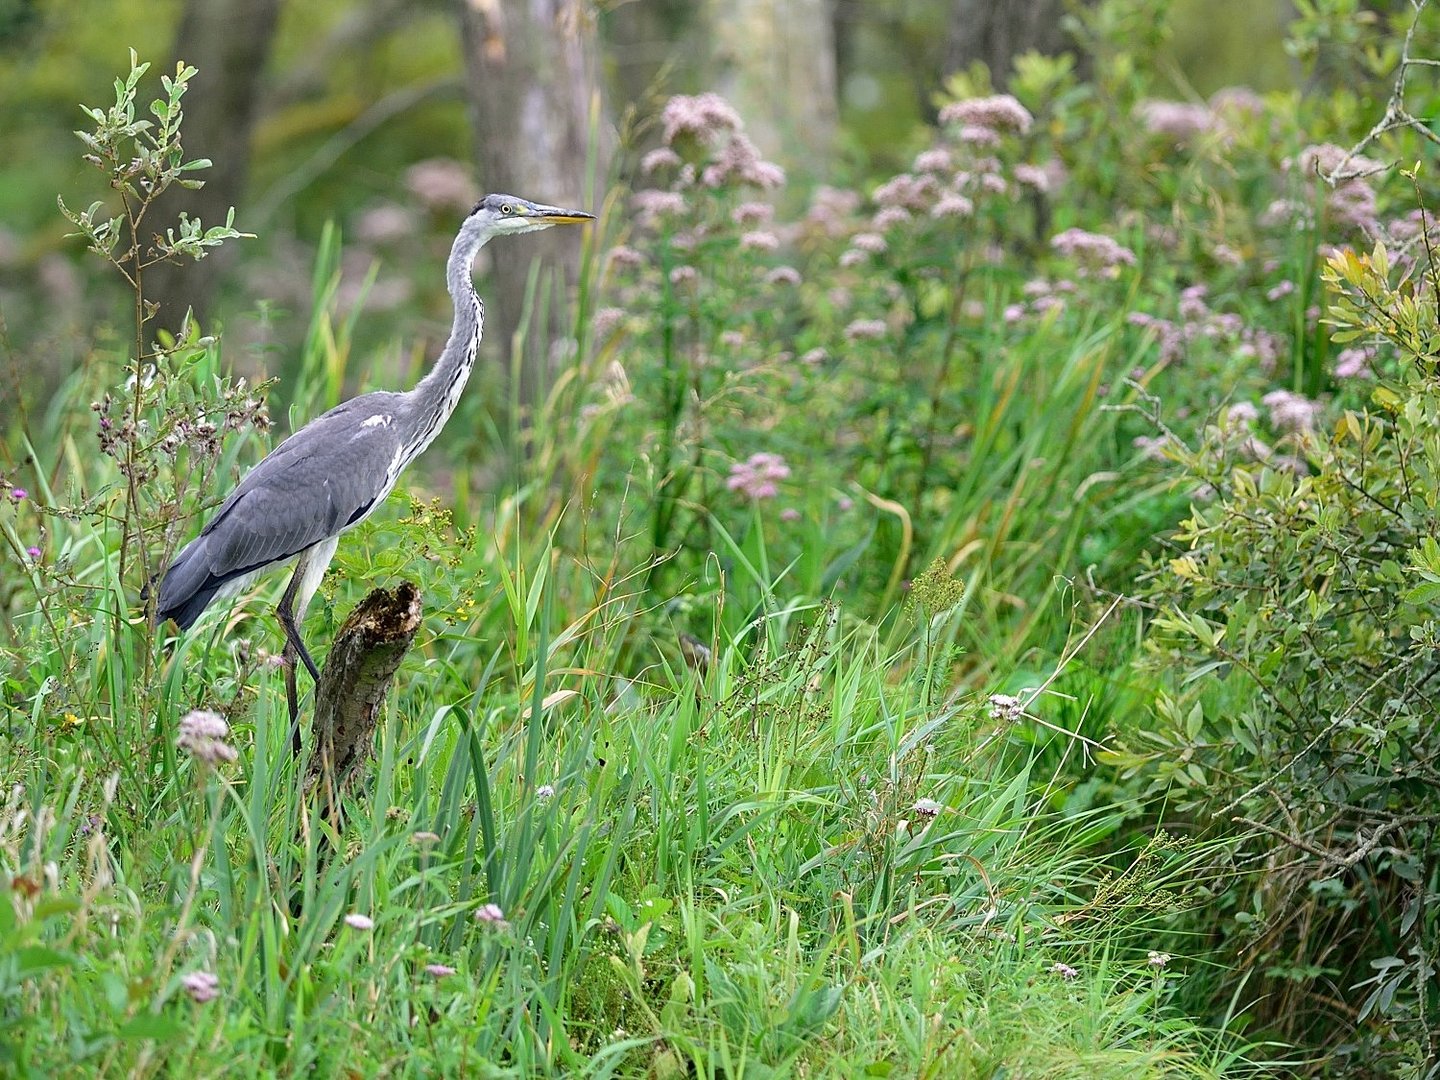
305, 581, 422, 825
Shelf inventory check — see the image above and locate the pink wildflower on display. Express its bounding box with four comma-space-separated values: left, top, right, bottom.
1262, 389, 1323, 433
779, 507, 800, 522
1178, 284, 1210, 321
732, 201, 773, 226
806, 186, 861, 235
765, 266, 801, 287
727, 453, 791, 500
632, 189, 687, 225
1334, 345, 1374, 379
1293, 143, 1385, 181
1328, 181, 1379, 234
1211, 243, 1244, 267
176, 709, 237, 766
938, 94, 1033, 134
1013, 164, 1050, 193
424, 963, 457, 977
740, 230, 780, 252
1210, 86, 1264, 116
851, 232, 887, 254
913, 148, 953, 173
1133, 435, 1172, 461
872, 173, 938, 211
871, 206, 912, 230
641, 146, 681, 174
661, 92, 743, 145
844, 319, 888, 342
1136, 100, 1213, 142
1050, 228, 1136, 271
474, 902, 510, 929
344, 913, 374, 931
180, 971, 220, 1004
1050, 962, 1079, 980
593, 307, 626, 339
988, 694, 1024, 721
702, 134, 785, 189
931, 193, 974, 218
1226, 402, 1260, 427
606, 245, 645, 271
956, 125, 1001, 147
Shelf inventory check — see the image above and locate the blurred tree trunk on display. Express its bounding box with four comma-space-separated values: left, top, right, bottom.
708, 0, 838, 175
601, 0, 695, 120
456, 0, 604, 413
145, 0, 283, 333
945, 0, 1081, 87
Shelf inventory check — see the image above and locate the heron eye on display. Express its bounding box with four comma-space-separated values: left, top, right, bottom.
501, 204, 514, 215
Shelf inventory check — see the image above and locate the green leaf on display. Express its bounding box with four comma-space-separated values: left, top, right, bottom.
15, 945, 72, 977
1402, 580, 1440, 606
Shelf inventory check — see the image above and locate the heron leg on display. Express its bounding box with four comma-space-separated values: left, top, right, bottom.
275, 537, 339, 753
277, 567, 322, 683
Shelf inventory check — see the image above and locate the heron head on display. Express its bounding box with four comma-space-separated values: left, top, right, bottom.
465, 193, 594, 238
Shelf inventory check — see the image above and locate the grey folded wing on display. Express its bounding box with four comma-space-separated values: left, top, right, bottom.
155, 397, 406, 629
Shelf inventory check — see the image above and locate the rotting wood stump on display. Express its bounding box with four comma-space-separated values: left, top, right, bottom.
305, 581, 421, 822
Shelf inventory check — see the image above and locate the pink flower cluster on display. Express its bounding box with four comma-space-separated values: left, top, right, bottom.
701, 133, 785, 189
726, 453, 790, 500
661, 92, 743, 145
653, 92, 785, 191
1050, 228, 1136, 272
177, 709, 237, 766
1136, 100, 1214, 143
1262, 390, 1324, 434
1293, 143, 1385, 181
1126, 286, 1284, 371
180, 971, 220, 1004
1334, 345, 1375, 379
938, 94, 1033, 135
631, 190, 687, 227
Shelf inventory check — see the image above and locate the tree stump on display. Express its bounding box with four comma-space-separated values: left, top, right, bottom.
305, 581, 422, 824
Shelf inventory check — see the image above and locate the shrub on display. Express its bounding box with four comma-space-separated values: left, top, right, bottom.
1113, 226, 1440, 1069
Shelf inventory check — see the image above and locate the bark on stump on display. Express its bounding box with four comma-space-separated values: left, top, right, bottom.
305, 581, 422, 826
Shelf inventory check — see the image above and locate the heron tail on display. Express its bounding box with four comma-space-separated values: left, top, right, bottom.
154, 536, 223, 630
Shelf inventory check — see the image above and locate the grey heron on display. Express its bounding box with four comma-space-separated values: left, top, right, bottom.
155, 194, 593, 720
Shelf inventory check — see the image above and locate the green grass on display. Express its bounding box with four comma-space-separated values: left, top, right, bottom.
0, 263, 1279, 1073
0, 562, 1272, 1076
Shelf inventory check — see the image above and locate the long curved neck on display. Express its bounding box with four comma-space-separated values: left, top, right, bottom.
408, 226, 487, 452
